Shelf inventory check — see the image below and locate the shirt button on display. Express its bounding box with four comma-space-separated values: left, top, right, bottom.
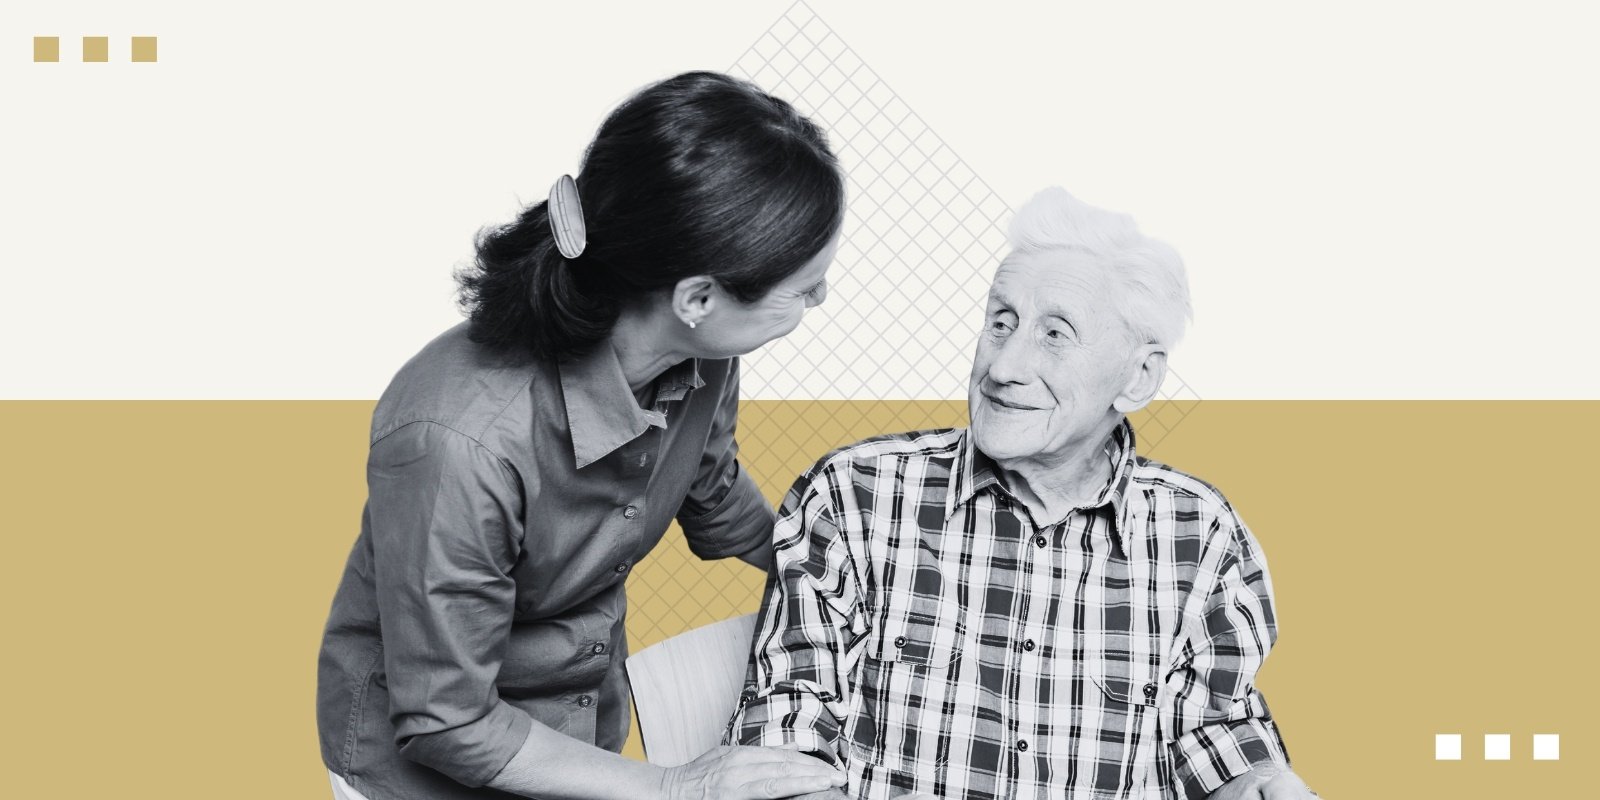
623, 505, 639, 519
592, 642, 607, 655
577, 695, 593, 708
1016, 739, 1029, 752
614, 562, 630, 574
1033, 535, 1048, 548
893, 635, 907, 648
1022, 639, 1036, 652
1143, 683, 1158, 699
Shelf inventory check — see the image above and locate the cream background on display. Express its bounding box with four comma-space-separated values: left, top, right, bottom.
3, 0, 1599, 399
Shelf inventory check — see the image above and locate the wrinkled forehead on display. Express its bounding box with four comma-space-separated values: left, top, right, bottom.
988, 248, 1117, 312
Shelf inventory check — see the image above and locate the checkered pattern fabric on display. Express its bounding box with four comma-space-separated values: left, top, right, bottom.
727, 421, 1289, 799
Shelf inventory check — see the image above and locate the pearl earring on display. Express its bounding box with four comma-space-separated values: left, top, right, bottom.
687, 321, 697, 329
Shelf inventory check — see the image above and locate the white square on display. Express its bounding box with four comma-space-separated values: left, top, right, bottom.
1533, 734, 1560, 761
881, 127, 912, 157
829, 81, 861, 108
800, 51, 831, 79
1484, 734, 1511, 761
865, 80, 895, 108
1435, 734, 1461, 760
817, 34, 846, 60
768, 50, 798, 77
883, 97, 910, 123
752, 34, 781, 60
834, 50, 863, 76
769, 18, 799, 42
802, 17, 830, 42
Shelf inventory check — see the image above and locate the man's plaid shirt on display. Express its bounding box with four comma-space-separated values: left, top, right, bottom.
726, 421, 1290, 799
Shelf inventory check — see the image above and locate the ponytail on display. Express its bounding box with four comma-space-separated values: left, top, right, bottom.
455, 71, 844, 360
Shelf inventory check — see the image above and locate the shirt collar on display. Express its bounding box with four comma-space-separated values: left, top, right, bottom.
558, 345, 703, 469
946, 418, 1140, 557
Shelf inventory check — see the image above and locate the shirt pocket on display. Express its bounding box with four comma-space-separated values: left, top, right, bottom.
1077, 638, 1163, 797
846, 590, 965, 775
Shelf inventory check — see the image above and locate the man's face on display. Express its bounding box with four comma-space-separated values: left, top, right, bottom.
968, 249, 1136, 468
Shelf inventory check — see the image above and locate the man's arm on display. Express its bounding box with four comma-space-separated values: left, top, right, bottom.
724, 467, 865, 765
1166, 508, 1314, 800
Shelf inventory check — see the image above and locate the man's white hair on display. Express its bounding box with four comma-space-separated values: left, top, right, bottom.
1007, 187, 1192, 348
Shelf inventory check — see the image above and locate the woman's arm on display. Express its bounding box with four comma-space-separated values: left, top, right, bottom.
734, 539, 775, 572
367, 422, 532, 784
488, 726, 844, 800
677, 360, 778, 567
370, 418, 838, 800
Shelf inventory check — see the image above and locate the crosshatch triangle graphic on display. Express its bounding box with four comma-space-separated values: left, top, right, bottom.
626, 1, 1201, 652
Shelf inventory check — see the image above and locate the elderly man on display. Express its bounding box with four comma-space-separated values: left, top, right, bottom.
726, 189, 1314, 800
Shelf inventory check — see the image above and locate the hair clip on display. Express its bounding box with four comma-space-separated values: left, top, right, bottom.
548, 174, 587, 259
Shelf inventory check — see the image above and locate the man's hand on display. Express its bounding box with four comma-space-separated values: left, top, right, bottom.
1210, 763, 1317, 800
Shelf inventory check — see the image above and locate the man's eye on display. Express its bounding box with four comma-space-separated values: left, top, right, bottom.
990, 319, 1012, 333
1045, 328, 1065, 340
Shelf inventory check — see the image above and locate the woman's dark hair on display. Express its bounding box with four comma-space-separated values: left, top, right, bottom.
456, 71, 846, 359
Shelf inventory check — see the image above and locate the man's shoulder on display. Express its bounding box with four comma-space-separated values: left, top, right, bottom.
800, 428, 965, 482
1127, 453, 1236, 514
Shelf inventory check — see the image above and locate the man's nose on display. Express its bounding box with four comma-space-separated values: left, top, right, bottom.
984, 330, 1034, 385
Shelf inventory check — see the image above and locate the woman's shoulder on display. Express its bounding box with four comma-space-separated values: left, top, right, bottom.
369, 323, 552, 446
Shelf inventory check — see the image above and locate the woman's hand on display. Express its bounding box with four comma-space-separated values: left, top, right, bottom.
658, 746, 845, 800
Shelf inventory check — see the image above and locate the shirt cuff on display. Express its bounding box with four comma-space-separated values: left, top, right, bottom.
679, 464, 775, 560
727, 686, 845, 766
1171, 717, 1289, 799
395, 699, 533, 787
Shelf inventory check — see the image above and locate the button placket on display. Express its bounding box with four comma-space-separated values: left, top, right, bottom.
1012, 519, 1057, 771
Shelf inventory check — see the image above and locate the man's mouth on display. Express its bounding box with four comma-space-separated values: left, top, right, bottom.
983, 393, 1041, 411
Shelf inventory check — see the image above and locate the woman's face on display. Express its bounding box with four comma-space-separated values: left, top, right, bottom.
696, 230, 840, 358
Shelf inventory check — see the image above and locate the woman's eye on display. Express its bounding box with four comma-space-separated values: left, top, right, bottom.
803, 281, 827, 306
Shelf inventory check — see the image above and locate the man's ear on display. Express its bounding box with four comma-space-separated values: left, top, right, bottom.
1113, 344, 1168, 414
672, 275, 718, 328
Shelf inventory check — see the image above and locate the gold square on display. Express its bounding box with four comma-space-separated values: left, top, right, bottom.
33, 36, 59, 63
131, 36, 158, 63
82, 36, 109, 63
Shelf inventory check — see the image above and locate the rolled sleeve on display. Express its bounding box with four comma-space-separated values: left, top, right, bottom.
367, 421, 532, 787
677, 360, 775, 560
724, 469, 862, 765
1172, 716, 1286, 798
1166, 510, 1290, 798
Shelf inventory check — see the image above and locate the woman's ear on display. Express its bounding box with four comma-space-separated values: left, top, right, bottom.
1112, 344, 1168, 414
672, 276, 718, 328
